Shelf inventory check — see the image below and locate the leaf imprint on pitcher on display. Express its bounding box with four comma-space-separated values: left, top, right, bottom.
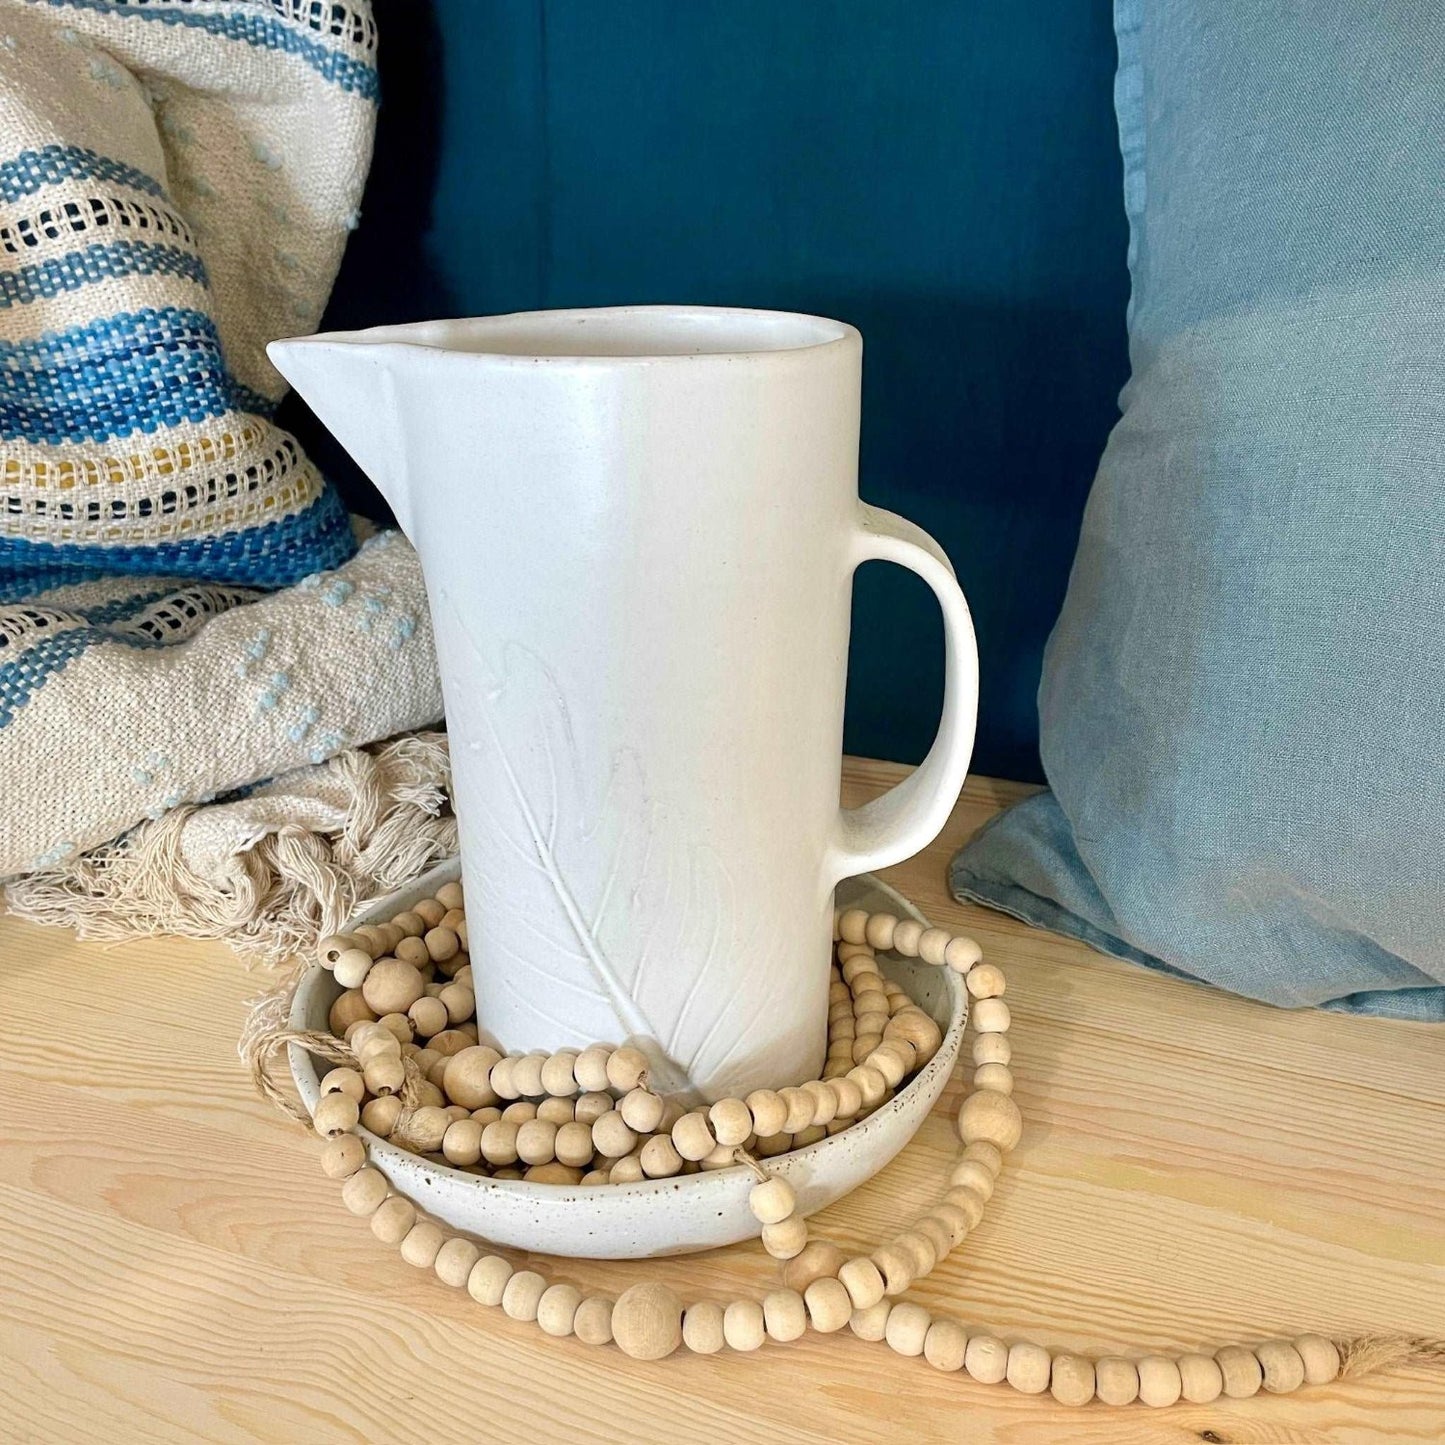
446, 596, 774, 1094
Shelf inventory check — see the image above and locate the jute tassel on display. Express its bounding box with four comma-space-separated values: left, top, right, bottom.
1336, 1335, 1445, 1379
5, 731, 457, 966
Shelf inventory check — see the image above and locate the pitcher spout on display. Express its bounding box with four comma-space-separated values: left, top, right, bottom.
267, 331, 414, 532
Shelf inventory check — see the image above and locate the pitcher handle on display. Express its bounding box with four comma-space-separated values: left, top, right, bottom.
826, 502, 979, 884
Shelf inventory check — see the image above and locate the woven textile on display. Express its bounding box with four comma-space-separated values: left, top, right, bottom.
0, 0, 446, 882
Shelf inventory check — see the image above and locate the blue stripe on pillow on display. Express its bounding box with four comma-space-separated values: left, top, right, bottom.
41, 0, 380, 100
0, 307, 275, 442
0, 240, 209, 308
0, 143, 166, 204
0, 484, 355, 587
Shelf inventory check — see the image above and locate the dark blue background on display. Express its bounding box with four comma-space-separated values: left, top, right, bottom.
286, 0, 1130, 782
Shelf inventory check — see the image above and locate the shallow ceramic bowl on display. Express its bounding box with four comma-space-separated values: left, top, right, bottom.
290, 862, 966, 1258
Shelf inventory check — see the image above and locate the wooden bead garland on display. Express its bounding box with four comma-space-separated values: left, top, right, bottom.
297, 890, 1368, 1404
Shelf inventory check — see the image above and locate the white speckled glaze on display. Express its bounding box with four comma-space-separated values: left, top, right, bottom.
270, 308, 978, 1100
290, 862, 966, 1259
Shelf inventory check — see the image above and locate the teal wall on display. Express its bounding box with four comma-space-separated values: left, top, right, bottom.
290, 0, 1130, 782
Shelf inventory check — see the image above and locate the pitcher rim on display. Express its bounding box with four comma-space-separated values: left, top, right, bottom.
276, 305, 861, 367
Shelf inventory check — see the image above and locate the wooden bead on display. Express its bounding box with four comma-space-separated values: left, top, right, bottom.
957, 1091, 1023, 1152
748, 1176, 795, 1225
672, 1112, 716, 1161
318, 934, 357, 967
411, 897, 446, 928
437, 982, 474, 1024
1178, 1353, 1224, 1403
1293, 1334, 1341, 1386
893, 1229, 938, 1278
871, 1242, 915, 1296
501, 1101, 538, 1124
341, 1166, 389, 1216
434, 880, 464, 911
501, 1269, 548, 1322
536, 1283, 583, 1338
763, 1289, 807, 1343
511, 1053, 548, 1097
572, 1045, 612, 1093
605, 1046, 649, 1092
328, 989, 375, 1035
972, 1033, 1011, 1067
361, 1095, 402, 1137
536, 1096, 574, 1125
866, 1046, 907, 1089
466, 1255, 512, 1306
442, 1118, 483, 1166
480, 1120, 520, 1166
574, 1296, 614, 1346
488, 1055, 520, 1100
525, 1162, 584, 1184
965, 962, 1006, 998
609, 1154, 644, 1183
1256, 1338, 1306, 1393
781, 1240, 845, 1293
312, 1092, 359, 1138
828, 1076, 863, 1121
400, 1219, 446, 1269
320, 1133, 366, 1179
886, 1010, 943, 1064
370, 1195, 416, 1245
362, 959, 425, 1015
619, 1088, 664, 1133
408, 995, 449, 1037
681, 1300, 726, 1354
863, 913, 896, 950
611, 1283, 683, 1360
573, 1091, 612, 1126
793, 1124, 826, 1148
964, 1334, 1009, 1384
640, 1135, 683, 1178
708, 1097, 753, 1148
847, 1065, 888, 1108
515, 1118, 558, 1166
423, 925, 459, 962
333, 948, 374, 990
799, 1079, 837, 1127
838, 1256, 885, 1310
972, 1063, 1013, 1095
837, 908, 870, 944
744, 1089, 788, 1138
753, 1132, 790, 1158
1216, 1344, 1264, 1397
1136, 1355, 1182, 1407
1006, 1341, 1052, 1394
971, 998, 1011, 1034
723, 1299, 766, 1352
803, 1277, 852, 1334
962, 1139, 1003, 1175
432, 1237, 480, 1289
917, 927, 951, 966
931, 1203, 973, 1248
942, 1186, 987, 1230
540, 1050, 580, 1098
591, 1110, 638, 1159
395, 935, 430, 967
1095, 1355, 1139, 1405
924, 1320, 969, 1372
320, 1066, 364, 1103
944, 935, 982, 971
554, 1120, 595, 1168
442, 1046, 500, 1109
1050, 1353, 1096, 1406
948, 1159, 996, 1202
891, 919, 924, 955
878, 1300, 936, 1352
760, 1215, 808, 1259
912, 1214, 954, 1262
780, 1086, 814, 1134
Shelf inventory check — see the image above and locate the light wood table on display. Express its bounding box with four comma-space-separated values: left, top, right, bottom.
1, 760, 1441, 1443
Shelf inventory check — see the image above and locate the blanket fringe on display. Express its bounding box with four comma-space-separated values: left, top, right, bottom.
5, 731, 457, 966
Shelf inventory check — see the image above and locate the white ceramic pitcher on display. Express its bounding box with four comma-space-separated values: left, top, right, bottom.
269, 307, 977, 1099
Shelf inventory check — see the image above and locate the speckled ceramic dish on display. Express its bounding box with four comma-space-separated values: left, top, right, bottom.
289, 863, 966, 1259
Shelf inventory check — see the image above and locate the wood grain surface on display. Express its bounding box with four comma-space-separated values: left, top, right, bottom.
1, 759, 1441, 1443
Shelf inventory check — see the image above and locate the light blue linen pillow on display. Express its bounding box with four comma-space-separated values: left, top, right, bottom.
951, 0, 1445, 1020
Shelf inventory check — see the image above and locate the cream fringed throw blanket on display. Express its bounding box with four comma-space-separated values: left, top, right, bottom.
0, 0, 452, 945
